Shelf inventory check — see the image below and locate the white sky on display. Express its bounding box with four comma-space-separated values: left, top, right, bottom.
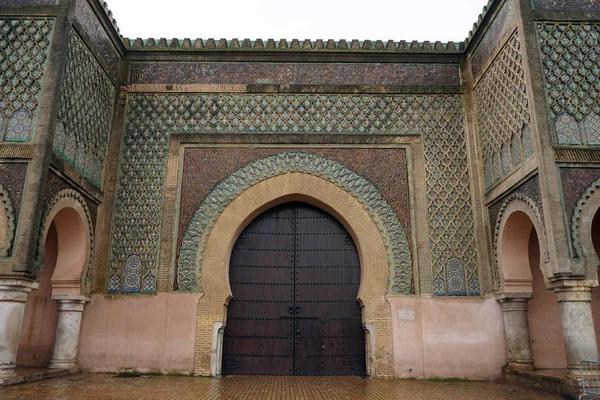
108, 0, 489, 43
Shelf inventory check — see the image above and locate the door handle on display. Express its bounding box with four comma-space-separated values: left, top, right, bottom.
288, 306, 294, 315
296, 306, 301, 315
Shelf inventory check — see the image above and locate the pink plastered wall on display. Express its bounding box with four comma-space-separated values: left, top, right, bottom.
17, 223, 58, 367
527, 230, 567, 369
389, 296, 507, 380
78, 293, 202, 374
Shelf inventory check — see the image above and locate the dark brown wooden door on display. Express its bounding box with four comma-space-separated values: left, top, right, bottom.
222, 202, 365, 376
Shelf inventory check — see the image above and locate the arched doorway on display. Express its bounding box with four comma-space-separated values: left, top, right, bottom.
499, 210, 567, 369
222, 202, 366, 376
16, 222, 58, 367
16, 199, 91, 370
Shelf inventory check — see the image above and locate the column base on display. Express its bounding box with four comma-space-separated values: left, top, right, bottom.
0, 365, 17, 379
507, 361, 535, 371
48, 360, 77, 370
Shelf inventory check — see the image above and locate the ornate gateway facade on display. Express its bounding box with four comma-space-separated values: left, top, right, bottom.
0, 0, 599, 383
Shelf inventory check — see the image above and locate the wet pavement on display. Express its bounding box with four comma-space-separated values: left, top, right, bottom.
0, 373, 560, 400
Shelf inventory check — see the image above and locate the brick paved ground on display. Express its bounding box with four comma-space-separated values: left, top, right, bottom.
0, 373, 560, 400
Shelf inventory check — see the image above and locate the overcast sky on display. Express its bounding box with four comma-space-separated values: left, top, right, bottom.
108, 0, 489, 43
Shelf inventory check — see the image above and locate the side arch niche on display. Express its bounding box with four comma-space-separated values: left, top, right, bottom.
494, 194, 567, 369
178, 152, 410, 378
35, 189, 94, 295
17, 188, 94, 369
570, 176, 600, 354
493, 194, 549, 292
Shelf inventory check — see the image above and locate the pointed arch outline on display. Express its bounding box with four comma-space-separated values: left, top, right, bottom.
176, 151, 412, 295
493, 193, 549, 290
35, 189, 95, 294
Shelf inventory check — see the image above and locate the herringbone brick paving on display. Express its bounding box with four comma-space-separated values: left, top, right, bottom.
0, 373, 560, 400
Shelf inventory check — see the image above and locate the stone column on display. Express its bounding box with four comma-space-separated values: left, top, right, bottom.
48, 295, 90, 370
551, 278, 599, 376
0, 279, 35, 380
495, 293, 534, 370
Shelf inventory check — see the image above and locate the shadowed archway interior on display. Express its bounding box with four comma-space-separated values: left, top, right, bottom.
222, 202, 366, 376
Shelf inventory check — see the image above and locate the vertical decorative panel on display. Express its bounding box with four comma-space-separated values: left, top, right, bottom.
537, 23, 600, 145
474, 31, 532, 189
422, 96, 480, 296
0, 18, 54, 141
53, 31, 116, 186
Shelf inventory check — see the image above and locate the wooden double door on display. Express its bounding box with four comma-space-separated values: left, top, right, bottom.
222, 202, 366, 376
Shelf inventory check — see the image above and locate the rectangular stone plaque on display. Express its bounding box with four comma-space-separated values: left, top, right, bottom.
397, 308, 415, 321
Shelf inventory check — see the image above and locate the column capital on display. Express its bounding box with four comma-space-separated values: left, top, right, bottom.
495, 292, 532, 311
0, 279, 36, 303
51, 295, 90, 312
548, 277, 595, 302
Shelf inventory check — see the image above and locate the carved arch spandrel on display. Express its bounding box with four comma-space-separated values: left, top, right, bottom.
177, 151, 412, 296
0, 185, 16, 257
493, 193, 550, 291
571, 177, 600, 278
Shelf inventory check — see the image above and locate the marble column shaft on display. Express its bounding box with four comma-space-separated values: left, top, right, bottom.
48, 295, 89, 370
0, 280, 34, 379
553, 284, 599, 375
496, 293, 534, 370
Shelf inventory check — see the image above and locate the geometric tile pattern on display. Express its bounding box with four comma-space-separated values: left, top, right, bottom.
126, 93, 466, 135
111, 93, 477, 296
0, 18, 54, 141
176, 151, 412, 295
53, 31, 116, 186
475, 31, 532, 189
537, 22, 600, 145
422, 96, 480, 296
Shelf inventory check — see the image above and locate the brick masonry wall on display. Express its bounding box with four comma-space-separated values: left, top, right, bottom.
470, 0, 516, 79
130, 63, 461, 87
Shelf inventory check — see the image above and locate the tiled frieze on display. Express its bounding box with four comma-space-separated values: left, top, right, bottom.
470, 0, 516, 79
53, 31, 116, 186
130, 63, 461, 87
125, 93, 459, 135
176, 151, 412, 295
0, 18, 54, 142
109, 93, 479, 296
537, 23, 600, 145
0, 162, 27, 257
475, 31, 533, 189
533, 0, 600, 10
74, 0, 121, 82
422, 96, 480, 296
